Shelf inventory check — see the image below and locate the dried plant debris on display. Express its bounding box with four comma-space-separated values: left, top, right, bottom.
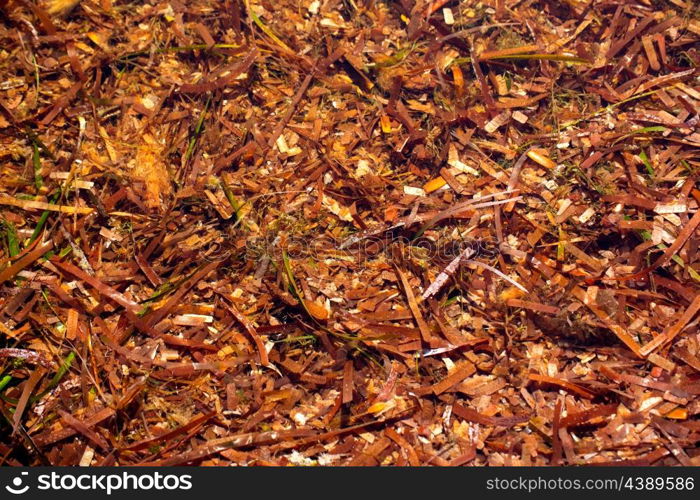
0, 0, 699, 466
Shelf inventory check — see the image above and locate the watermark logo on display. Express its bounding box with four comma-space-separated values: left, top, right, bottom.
37, 472, 192, 495
2, 472, 193, 496
5, 472, 29, 495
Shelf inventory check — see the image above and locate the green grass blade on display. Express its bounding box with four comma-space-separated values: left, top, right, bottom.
639, 150, 654, 177
4, 221, 20, 257
613, 126, 667, 145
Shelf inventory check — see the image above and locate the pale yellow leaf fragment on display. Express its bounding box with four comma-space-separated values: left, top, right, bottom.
173, 314, 214, 326
512, 110, 528, 123
98, 126, 118, 163
403, 186, 426, 197
322, 195, 353, 221
687, 19, 700, 36
49, 172, 94, 190
527, 149, 556, 169
355, 159, 372, 178
484, 111, 510, 134
654, 203, 687, 214
578, 207, 596, 223
448, 143, 479, 175
0, 194, 93, 215
443, 8, 454, 25
275, 134, 289, 153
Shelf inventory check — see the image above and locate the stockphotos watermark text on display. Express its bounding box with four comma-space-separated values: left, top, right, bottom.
4, 471, 192, 495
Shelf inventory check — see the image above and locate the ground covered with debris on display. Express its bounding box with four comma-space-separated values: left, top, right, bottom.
0, 0, 699, 466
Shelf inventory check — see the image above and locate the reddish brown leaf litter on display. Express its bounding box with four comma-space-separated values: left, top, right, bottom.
0, 0, 699, 466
